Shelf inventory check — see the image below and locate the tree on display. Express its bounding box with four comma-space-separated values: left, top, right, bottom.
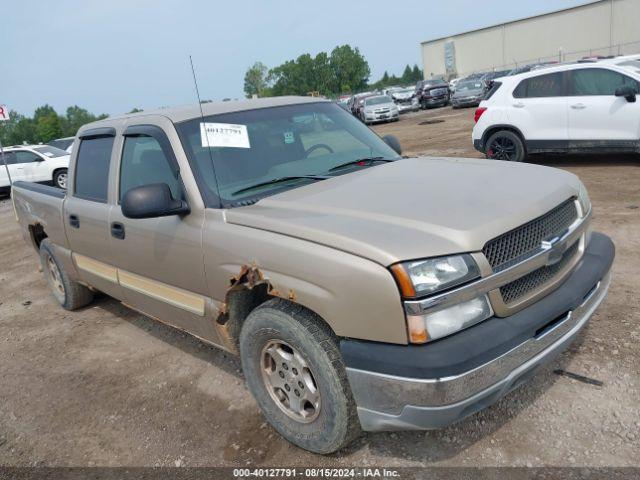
244, 61, 270, 98
0, 105, 109, 145
329, 45, 370, 94
412, 64, 423, 82
128, 108, 143, 113
401, 64, 413, 84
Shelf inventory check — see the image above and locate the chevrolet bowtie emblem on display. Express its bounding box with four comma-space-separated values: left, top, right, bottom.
541, 236, 566, 266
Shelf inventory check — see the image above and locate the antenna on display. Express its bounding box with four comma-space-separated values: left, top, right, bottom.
189, 55, 222, 208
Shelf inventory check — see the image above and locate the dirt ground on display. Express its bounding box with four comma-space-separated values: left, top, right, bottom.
0, 107, 638, 468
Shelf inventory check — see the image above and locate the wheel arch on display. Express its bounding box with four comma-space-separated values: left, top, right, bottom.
481, 124, 526, 152
214, 265, 335, 353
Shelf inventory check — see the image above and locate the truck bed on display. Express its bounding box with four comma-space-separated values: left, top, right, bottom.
12, 181, 69, 251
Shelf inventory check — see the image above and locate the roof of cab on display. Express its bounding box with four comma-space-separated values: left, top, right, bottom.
79, 96, 329, 133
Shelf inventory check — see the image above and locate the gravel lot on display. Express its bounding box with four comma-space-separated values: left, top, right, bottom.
0, 106, 638, 467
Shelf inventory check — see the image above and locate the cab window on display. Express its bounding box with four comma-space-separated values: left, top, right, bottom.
119, 135, 181, 202
513, 72, 563, 98
1, 152, 18, 165
74, 136, 114, 203
15, 151, 41, 163
569, 68, 640, 96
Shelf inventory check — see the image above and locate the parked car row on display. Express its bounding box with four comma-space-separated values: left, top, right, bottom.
0, 144, 69, 192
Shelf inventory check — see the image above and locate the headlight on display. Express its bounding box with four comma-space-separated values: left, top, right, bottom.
578, 182, 591, 216
407, 295, 493, 343
390, 254, 480, 298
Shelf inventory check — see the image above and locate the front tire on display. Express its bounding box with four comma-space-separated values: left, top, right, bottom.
53, 169, 68, 189
239, 299, 361, 454
485, 130, 526, 162
39, 239, 94, 310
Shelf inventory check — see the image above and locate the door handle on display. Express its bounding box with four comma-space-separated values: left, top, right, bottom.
69, 214, 79, 229
110, 222, 125, 240
513, 102, 525, 108
570, 103, 586, 110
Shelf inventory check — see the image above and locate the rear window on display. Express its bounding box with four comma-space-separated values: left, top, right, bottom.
74, 136, 114, 202
484, 81, 502, 100
33, 146, 68, 158
513, 72, 563, 98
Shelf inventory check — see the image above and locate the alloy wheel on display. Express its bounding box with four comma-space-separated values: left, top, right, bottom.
487, 136, 517, 161
56, 172, 67, 189
260, 340, 321, 423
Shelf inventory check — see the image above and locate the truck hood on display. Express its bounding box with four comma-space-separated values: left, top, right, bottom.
225, 157, 581, 266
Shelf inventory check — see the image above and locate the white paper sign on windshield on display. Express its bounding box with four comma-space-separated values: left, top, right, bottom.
200, 123, 250, 149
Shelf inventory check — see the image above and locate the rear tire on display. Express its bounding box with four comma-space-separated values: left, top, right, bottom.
485, 130, 526, 162
39, 239, 94, 310
53, 169, 68, 190
239, 299, 361, 454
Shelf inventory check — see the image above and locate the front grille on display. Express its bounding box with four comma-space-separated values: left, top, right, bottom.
483, 198, 578, 271
430, 88, 447, 96
499, 241, 579, 304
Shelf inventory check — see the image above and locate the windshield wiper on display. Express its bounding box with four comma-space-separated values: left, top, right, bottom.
231, 175, 329, 196
328, 157, 395, 172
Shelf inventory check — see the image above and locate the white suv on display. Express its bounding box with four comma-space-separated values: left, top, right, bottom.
0, 145, 70, 192
472, 62, 640, 162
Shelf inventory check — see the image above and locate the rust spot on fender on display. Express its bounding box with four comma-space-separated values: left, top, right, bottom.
214, 264, 295, 353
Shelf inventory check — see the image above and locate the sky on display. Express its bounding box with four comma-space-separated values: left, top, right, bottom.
2, 0, 592, 117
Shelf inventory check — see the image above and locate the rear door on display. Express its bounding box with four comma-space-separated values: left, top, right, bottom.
64, 127, 123, 298
507, 71, 568, 143
107, 119, 211, 339
11, 150, 41, 182
567, 67, 640, 141
17, 150, 49, 182
0, 152, 21, 186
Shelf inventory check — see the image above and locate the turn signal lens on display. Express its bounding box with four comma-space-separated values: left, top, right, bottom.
407, 315, 429, 344
390, 264, 416, 298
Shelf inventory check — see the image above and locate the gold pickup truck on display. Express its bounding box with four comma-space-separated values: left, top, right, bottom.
11, 97, 614, 453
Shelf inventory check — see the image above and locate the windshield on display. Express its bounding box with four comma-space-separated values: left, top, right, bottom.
33, 145, 69, 157
175, 102, 400, 207
456, 80, 484, 91
396, 88, 414, 95
365, 95, 392, 106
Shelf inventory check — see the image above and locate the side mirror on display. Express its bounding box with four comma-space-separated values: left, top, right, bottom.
615, 85, 637, 102
121, 183, 189, 219
383, 135, 402, 155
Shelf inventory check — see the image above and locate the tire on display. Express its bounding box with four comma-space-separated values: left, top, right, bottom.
39, 239, 94, 310
239, 299, 361, 454
485, 130, 526, 162
53, 169, 68, 190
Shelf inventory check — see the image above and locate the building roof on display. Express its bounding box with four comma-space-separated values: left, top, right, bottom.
421, 0, 603, 45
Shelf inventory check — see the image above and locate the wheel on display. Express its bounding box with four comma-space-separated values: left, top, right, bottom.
485, 130, 526, 162
239, 299, 361, 454
53, 169, 68, 189
39, 239, 94, 310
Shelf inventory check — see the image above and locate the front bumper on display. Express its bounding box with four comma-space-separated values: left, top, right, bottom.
452, 97, 482, 107
342, 232, 614, 431
422, 96, 448, 107
365, 111, 399, 122
396, 102, 418, 113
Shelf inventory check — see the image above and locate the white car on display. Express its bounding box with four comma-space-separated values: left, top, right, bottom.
472, 62, 640, 162
0, 145, 70, 191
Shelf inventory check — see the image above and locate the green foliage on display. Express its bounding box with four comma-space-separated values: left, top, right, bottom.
244, 61, 270, 98
369, 64, 424, 90
248, 45, 371, 98
0, 105, 108, 146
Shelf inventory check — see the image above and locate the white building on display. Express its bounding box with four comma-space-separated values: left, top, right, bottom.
421, 0, 640, 79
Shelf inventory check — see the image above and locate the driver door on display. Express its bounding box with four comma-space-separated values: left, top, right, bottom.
108, 120, 213, 340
